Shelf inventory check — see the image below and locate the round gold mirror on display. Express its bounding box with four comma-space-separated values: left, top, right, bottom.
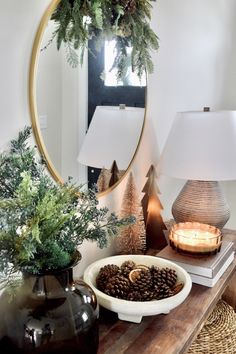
29, 0, 147, 196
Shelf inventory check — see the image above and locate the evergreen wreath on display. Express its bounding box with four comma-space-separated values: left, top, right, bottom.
51, 0, 159, 80
0, 127, 133, 289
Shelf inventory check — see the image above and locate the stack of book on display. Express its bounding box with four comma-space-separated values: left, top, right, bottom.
157, 240, 234, 287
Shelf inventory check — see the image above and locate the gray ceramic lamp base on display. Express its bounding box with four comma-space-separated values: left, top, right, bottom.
172, 180, 230, 229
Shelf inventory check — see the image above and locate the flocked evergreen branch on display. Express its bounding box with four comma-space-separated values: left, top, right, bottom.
0, 127, 134, 288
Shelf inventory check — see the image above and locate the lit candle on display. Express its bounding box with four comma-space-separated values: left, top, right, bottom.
169, 222, 222, 255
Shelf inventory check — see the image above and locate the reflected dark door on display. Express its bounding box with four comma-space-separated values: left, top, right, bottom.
88, 39, 145, 187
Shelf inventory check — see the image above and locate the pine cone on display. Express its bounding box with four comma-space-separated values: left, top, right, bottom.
157, 284, 174, 300
128, 268, 154, 301
130, 287, 155, 301
150, 266, 177, 300
96, 264, 120, 292
120, 260, 136, 277
151, 266, 177, 289
151, 288, 161, 300
104, 275, 130, 299
150, 266, 163, 287
130, 269, 152, 292
141, 289, 154, 301
126, 290, 143, 301
112, 0, 136, 13
126, 0, 136, 14
117, 20, 132, 37
126, 288, 153, 301
160, 267, 178, 288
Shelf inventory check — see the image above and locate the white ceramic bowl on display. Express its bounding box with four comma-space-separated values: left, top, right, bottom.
84, 255, 192, 323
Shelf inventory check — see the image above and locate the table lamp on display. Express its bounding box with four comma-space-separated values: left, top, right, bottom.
77, 105, 144, 171
158, 109, 236, 229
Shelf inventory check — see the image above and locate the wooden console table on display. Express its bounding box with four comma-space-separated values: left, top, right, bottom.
98, 229, 236, 354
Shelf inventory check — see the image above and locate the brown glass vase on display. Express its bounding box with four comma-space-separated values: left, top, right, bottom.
0, 262, 99, 354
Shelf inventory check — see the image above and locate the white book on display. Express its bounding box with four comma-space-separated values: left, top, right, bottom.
158, 241, 234, 278
189, 251, 234, 287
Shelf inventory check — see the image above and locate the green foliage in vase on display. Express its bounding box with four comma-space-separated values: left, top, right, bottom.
51, 0, 159, 80
0, 127, 133, 287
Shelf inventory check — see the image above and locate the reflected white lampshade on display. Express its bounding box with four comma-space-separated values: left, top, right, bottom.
77, 106, 144, 170
158, 110, 236, 228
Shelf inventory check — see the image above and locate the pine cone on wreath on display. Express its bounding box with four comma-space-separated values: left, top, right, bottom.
96, 264, 120, 292
125, 0, 136, 13
112, 0, 136, 13
104, 274, 130, 299
117, 20, 132, 37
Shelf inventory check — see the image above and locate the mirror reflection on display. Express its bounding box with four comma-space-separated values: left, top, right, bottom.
36, 14, 146, 193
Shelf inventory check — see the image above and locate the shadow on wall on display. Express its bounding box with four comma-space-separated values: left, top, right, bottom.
219, 2, 236, 229
220, 2, 236, 109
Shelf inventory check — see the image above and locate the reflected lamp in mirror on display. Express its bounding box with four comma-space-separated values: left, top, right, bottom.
77, 105, 144, 189
158, 109, 236, 229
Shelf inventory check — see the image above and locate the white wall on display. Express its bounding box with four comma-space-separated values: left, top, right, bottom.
0, 0, 49, 148
148, 0, 236, 227
0, 0, 236, 276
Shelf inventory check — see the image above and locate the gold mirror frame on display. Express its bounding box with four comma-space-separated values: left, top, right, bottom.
29, 0, 147, 197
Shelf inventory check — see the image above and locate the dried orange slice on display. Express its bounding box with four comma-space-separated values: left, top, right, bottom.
128, 268, 142, 283
136, 264, 149, 271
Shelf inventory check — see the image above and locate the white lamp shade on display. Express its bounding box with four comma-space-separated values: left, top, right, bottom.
77, 106, 144, 170
158, 110, 236, 181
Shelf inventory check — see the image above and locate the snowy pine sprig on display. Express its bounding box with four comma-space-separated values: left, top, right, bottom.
0, 127, 133, 287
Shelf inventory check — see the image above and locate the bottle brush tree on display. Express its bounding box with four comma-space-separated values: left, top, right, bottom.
115, 172, 146, 254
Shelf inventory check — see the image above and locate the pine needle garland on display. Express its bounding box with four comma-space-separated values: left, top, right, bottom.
51, 0, 159, 80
